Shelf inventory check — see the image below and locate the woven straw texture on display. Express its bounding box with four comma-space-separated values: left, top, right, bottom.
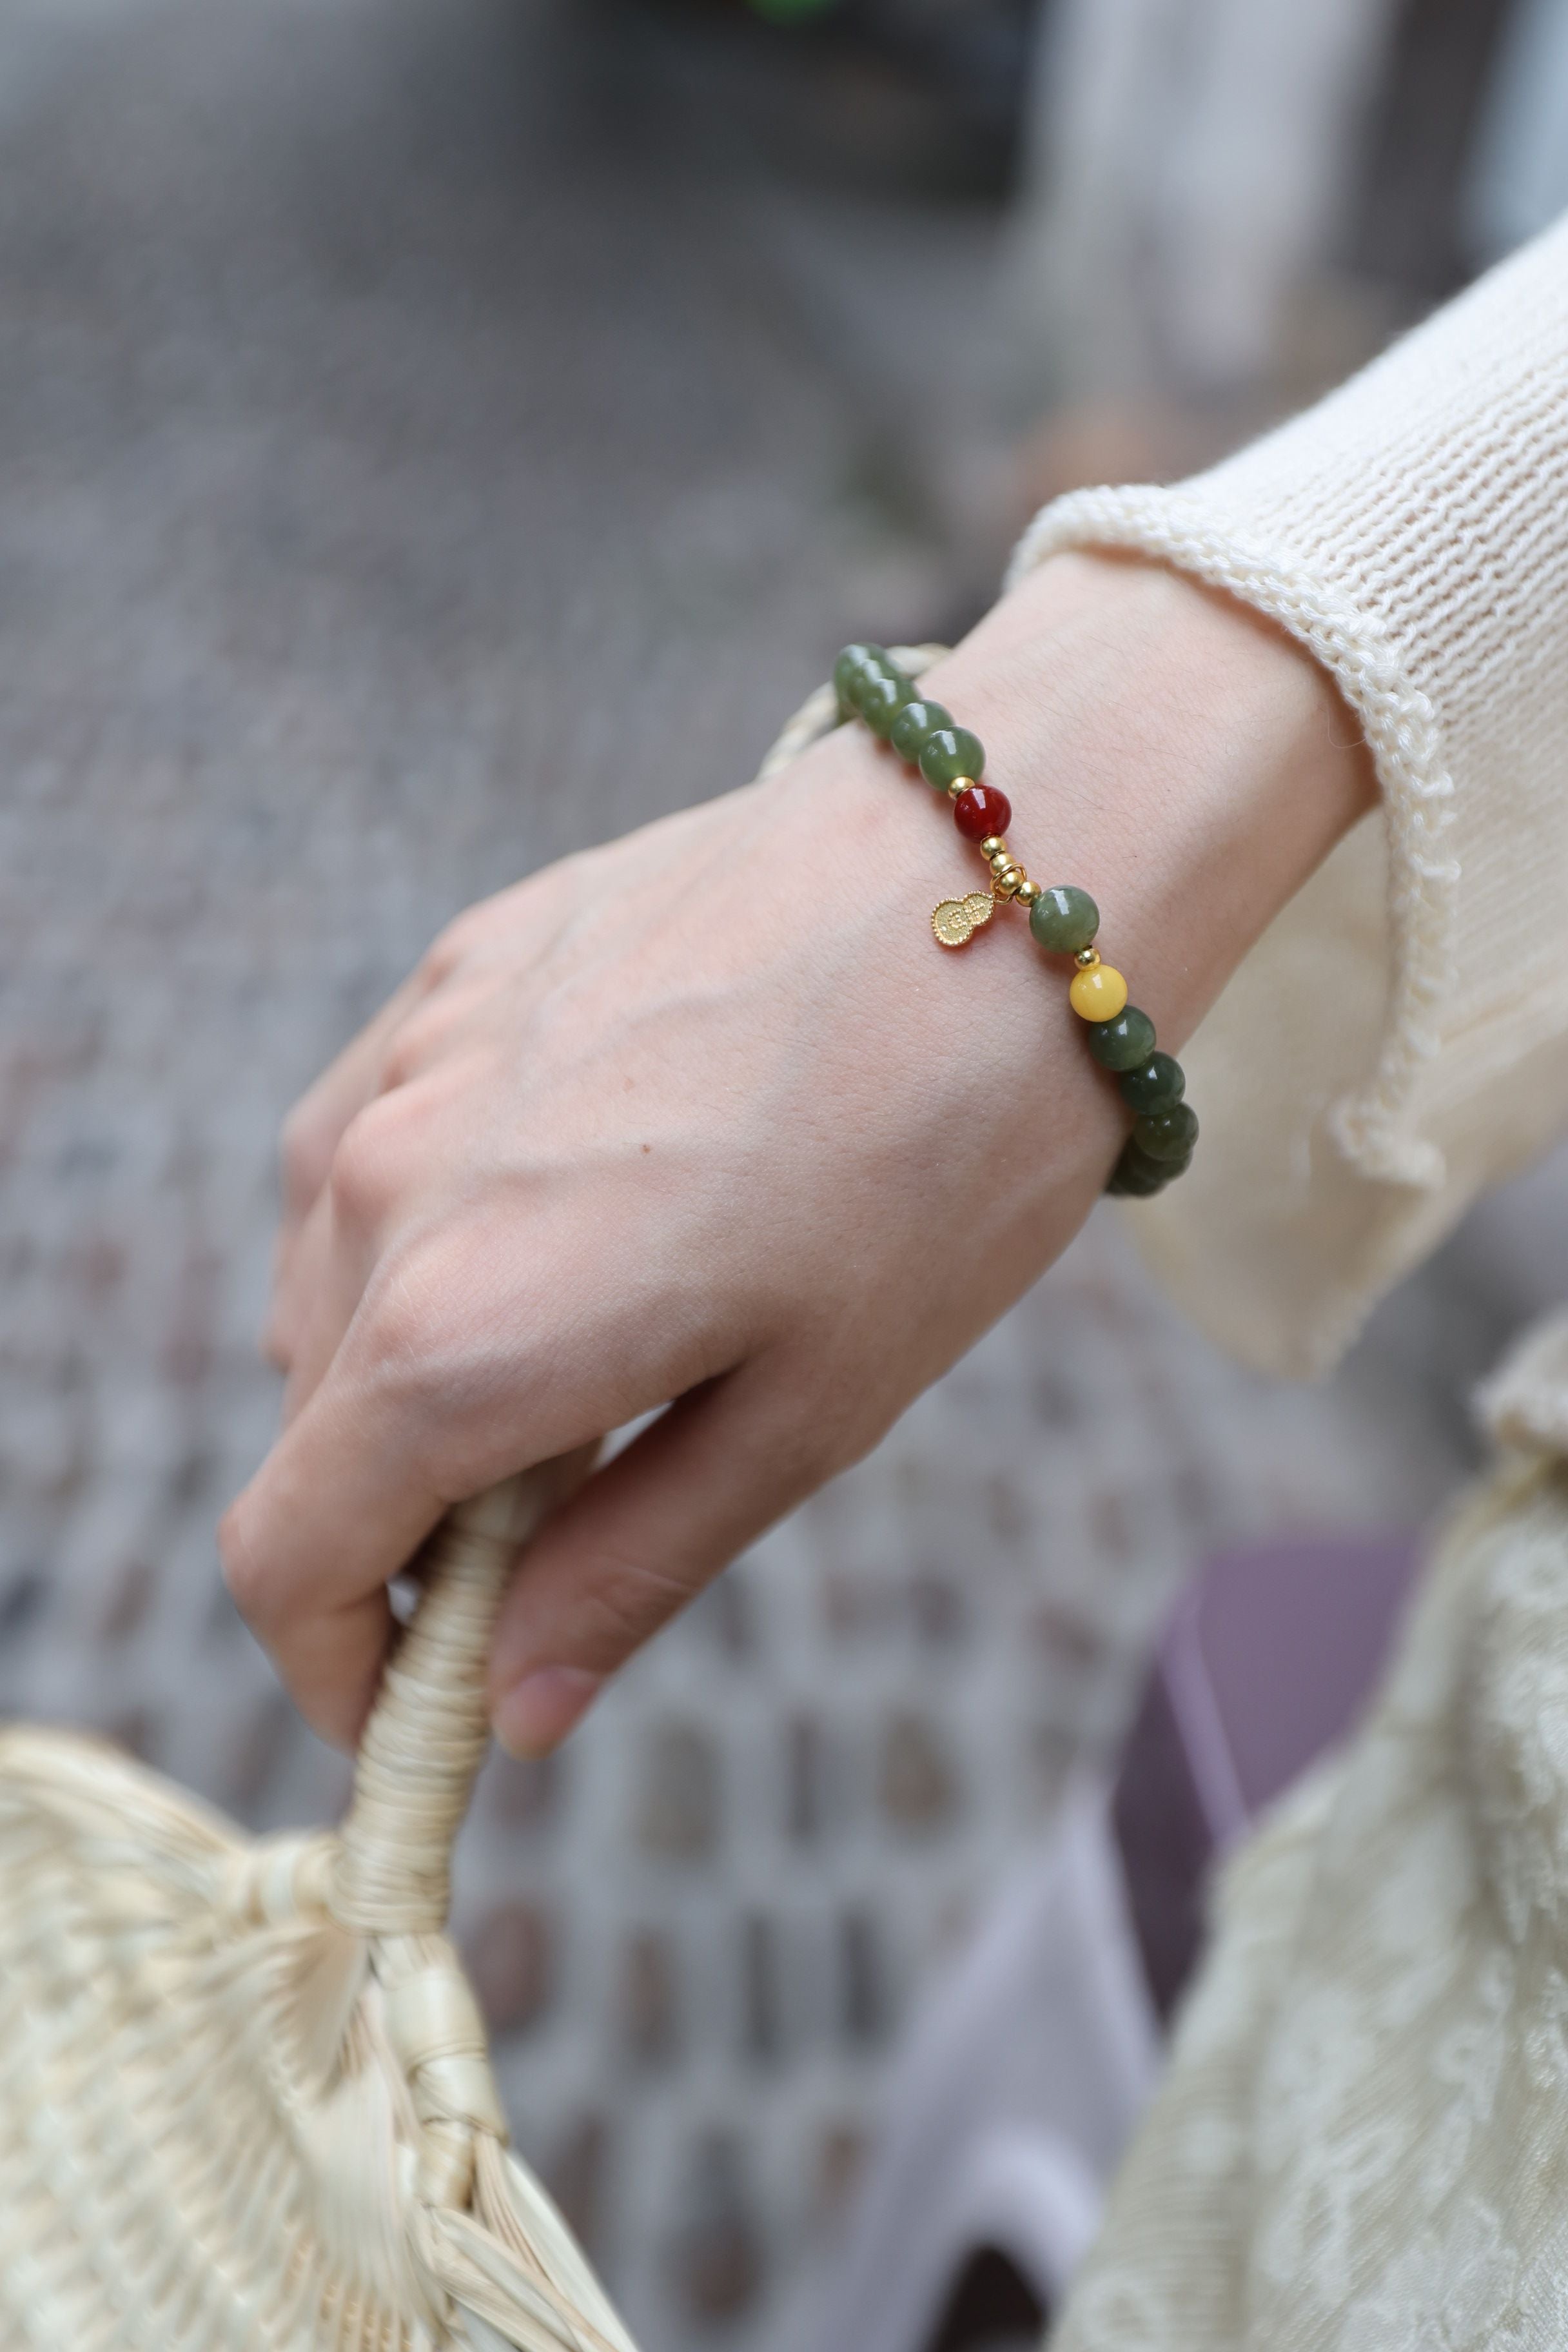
0, 1461, 638, 2352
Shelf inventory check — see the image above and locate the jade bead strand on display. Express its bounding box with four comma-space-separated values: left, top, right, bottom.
833, 645, 1197, 1197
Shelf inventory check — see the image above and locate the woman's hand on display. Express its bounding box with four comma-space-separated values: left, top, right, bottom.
220, 554, 1373, 1752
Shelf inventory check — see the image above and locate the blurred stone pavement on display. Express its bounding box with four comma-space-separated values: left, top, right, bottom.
1, 3, 1565, 2349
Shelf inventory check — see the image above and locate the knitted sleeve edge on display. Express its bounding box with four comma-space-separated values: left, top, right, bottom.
1006, 483, 1460, 1190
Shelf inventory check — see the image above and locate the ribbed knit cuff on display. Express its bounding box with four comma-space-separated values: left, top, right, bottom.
1007, 484, 1458, 1191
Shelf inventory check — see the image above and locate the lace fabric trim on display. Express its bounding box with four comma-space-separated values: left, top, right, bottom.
1051, 1456, 1568, 2351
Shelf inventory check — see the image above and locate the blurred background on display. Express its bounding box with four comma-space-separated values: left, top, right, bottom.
1, 0, 1566, 2347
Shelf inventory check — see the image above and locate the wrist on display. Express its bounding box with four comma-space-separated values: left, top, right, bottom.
921, 551, 1377, 1054
783, 551, 1375, 1243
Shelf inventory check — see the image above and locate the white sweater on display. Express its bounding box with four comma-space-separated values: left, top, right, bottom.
1010, 209, 1568, 1377
1011, 217, 1568, 2351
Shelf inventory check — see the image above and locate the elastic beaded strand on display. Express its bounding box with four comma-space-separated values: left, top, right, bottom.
835, 646, 1196, 1199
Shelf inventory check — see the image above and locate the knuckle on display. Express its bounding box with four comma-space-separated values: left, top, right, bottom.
378, 1024, 427, 1095
418, 910, 484, 990
260, 1303, 295, 1373
355, 1263, 446, 1392
378, 996, 467, 1095
327, 1097, 416, 1231
217, 1497, 274, 1629
280, 1097, 334, 1215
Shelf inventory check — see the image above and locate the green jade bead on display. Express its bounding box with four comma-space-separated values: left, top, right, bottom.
1086, 1006, 1157, 1072
1029, 885, 1099, 956
1106, 1146, 1165, 1198
1134, 1102, 1199, 1161
1107, 1134, 1193, 1197
890, 698, 954, 763
833, 643, 884, 716
1119, 1052, 1185, 1115
846, 651, 901, 712
859, 668, 916, 737
918, 725, 986, 791
1137, 1138, 1193, 1182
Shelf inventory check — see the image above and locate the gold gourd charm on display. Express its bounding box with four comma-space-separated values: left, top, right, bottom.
931, 890, 995, 948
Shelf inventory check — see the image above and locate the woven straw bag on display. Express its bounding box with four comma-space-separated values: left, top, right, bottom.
0, 1460, 639, 2352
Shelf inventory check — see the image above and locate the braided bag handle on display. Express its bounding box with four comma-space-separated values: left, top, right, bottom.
333, 1455, 593, 1939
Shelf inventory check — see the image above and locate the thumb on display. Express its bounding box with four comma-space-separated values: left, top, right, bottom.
487, 1362, 820, 1754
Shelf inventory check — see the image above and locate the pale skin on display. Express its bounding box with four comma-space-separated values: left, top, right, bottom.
220, 552, 1376, 1754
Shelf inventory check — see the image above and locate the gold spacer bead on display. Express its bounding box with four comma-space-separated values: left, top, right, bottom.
979, 836, 1006, 859
946, 776, 975, 800
994, 865, 1025, 899
1015, 877, 1042, 907
988, 848, 1014, 879
1075, 946, 1101, 970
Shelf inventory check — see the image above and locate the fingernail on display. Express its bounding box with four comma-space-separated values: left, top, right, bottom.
493, 1666, 603, 1758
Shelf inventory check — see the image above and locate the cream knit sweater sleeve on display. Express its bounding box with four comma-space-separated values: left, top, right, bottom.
1008, 213, 1568, 1377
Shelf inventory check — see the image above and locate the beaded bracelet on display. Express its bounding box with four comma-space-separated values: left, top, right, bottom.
833, 642, 1198, 1199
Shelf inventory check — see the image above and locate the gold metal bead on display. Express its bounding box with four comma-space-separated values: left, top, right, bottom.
946, 776, 975, 799
1075, 946, 1101, 970
994, 865, 1024, 899
988, 848, 1014, 877
1015, 877, 1043, 907
979, 836, 1006, 859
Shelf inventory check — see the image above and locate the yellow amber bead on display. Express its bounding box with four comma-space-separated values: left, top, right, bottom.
1069, 962, 1128, 1022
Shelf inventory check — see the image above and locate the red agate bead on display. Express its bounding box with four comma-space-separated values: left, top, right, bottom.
954, 783, 1011, 841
